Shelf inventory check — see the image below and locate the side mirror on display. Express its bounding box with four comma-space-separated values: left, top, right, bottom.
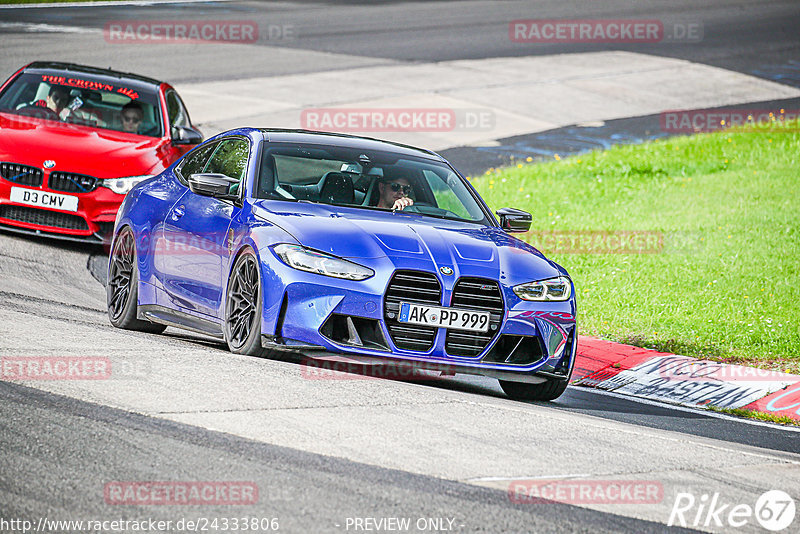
188, 173, 240, 200
496, 207, 532, 233
172, 125, 203, 145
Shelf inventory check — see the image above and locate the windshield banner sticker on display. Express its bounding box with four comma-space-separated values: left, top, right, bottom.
41, 75, 140, 100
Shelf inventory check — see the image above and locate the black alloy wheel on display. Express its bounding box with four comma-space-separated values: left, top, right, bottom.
225, 249, 268, 356
107, 227, 165, 333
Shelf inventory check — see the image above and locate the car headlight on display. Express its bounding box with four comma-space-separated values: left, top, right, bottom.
273, 244, 374, 281
100, 175, 153, 195
513, 276, 572, 301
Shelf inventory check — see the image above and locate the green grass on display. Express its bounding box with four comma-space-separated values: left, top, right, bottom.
706, 405, 800, 427
471, 129, 800, 372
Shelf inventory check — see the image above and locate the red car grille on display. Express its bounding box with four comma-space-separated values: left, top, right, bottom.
0, 205, 89, 230
0, 162, 44, 187
48, 171, 99, 193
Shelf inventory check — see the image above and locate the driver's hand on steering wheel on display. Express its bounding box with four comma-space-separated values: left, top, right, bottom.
392, 197, 414, 211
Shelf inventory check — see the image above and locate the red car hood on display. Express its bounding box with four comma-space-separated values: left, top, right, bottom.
0, 112, 170, 179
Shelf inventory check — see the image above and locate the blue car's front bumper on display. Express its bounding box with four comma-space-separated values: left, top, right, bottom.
258, 261, 577, 384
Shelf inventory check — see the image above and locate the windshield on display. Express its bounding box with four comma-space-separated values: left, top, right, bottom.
256, 143, 489, 225
0, 72, 163, 137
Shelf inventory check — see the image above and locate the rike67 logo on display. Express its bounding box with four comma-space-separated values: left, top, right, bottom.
669, 490, 796, 531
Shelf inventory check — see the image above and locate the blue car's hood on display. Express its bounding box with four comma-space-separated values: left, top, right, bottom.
252, 201, 564, 284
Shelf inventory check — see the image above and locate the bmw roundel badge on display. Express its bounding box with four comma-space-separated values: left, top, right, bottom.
43, 160, 56, 169
440, 266, 454, 276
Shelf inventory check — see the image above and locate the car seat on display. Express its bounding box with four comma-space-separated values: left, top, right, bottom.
318, 172, 355, 205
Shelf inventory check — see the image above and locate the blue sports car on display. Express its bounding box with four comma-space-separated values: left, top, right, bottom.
107, 128, 576, 400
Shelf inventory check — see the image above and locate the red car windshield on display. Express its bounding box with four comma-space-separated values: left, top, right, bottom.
0, 72, 163, 137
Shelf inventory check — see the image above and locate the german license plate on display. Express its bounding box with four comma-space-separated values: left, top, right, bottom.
398, 302, 490, 332
10, 186, 78, 212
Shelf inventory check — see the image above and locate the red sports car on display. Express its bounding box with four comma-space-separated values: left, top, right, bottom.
0, 62, 203, 242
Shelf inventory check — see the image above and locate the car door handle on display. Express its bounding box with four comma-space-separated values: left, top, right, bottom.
171, 205, 185, 221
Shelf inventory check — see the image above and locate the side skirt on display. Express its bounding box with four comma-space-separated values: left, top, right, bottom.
138, 304, 224, 339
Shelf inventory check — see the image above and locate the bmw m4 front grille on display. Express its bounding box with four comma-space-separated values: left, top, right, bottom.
384, 270, 441, 352
0, 162, 43, 187
48, 172, 98, 193
445, 278, 504, 357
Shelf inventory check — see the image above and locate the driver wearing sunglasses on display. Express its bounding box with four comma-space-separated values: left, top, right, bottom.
376, 176, 415, 211
119, 101, 144, 134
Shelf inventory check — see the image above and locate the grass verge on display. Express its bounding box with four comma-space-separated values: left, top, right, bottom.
472, 128, 800, 372
706, 405, 800, 427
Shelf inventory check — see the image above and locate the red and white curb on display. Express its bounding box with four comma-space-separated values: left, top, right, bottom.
572, 336, 800, 423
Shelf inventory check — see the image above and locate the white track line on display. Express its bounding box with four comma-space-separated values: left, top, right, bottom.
0, 21, 99, 33
0, 0, 233, 9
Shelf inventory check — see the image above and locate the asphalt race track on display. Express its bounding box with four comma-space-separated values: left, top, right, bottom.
2, 2, 800, 533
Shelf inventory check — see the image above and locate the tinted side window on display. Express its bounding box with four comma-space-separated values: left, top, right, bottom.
177, 142, 217, 184
205, 139, 250, 181
166, 90, 191, 128
272, 155, 342, 186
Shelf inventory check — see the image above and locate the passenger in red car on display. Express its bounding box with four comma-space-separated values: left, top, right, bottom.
120, 102, 144, 134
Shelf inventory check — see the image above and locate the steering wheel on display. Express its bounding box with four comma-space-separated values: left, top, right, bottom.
400, 204, 461, 218
16, 105, 59, 120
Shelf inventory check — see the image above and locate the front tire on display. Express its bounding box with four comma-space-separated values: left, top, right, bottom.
107, 228, 166, 334
224, 248, 268, 356
499, 378, 569, 401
